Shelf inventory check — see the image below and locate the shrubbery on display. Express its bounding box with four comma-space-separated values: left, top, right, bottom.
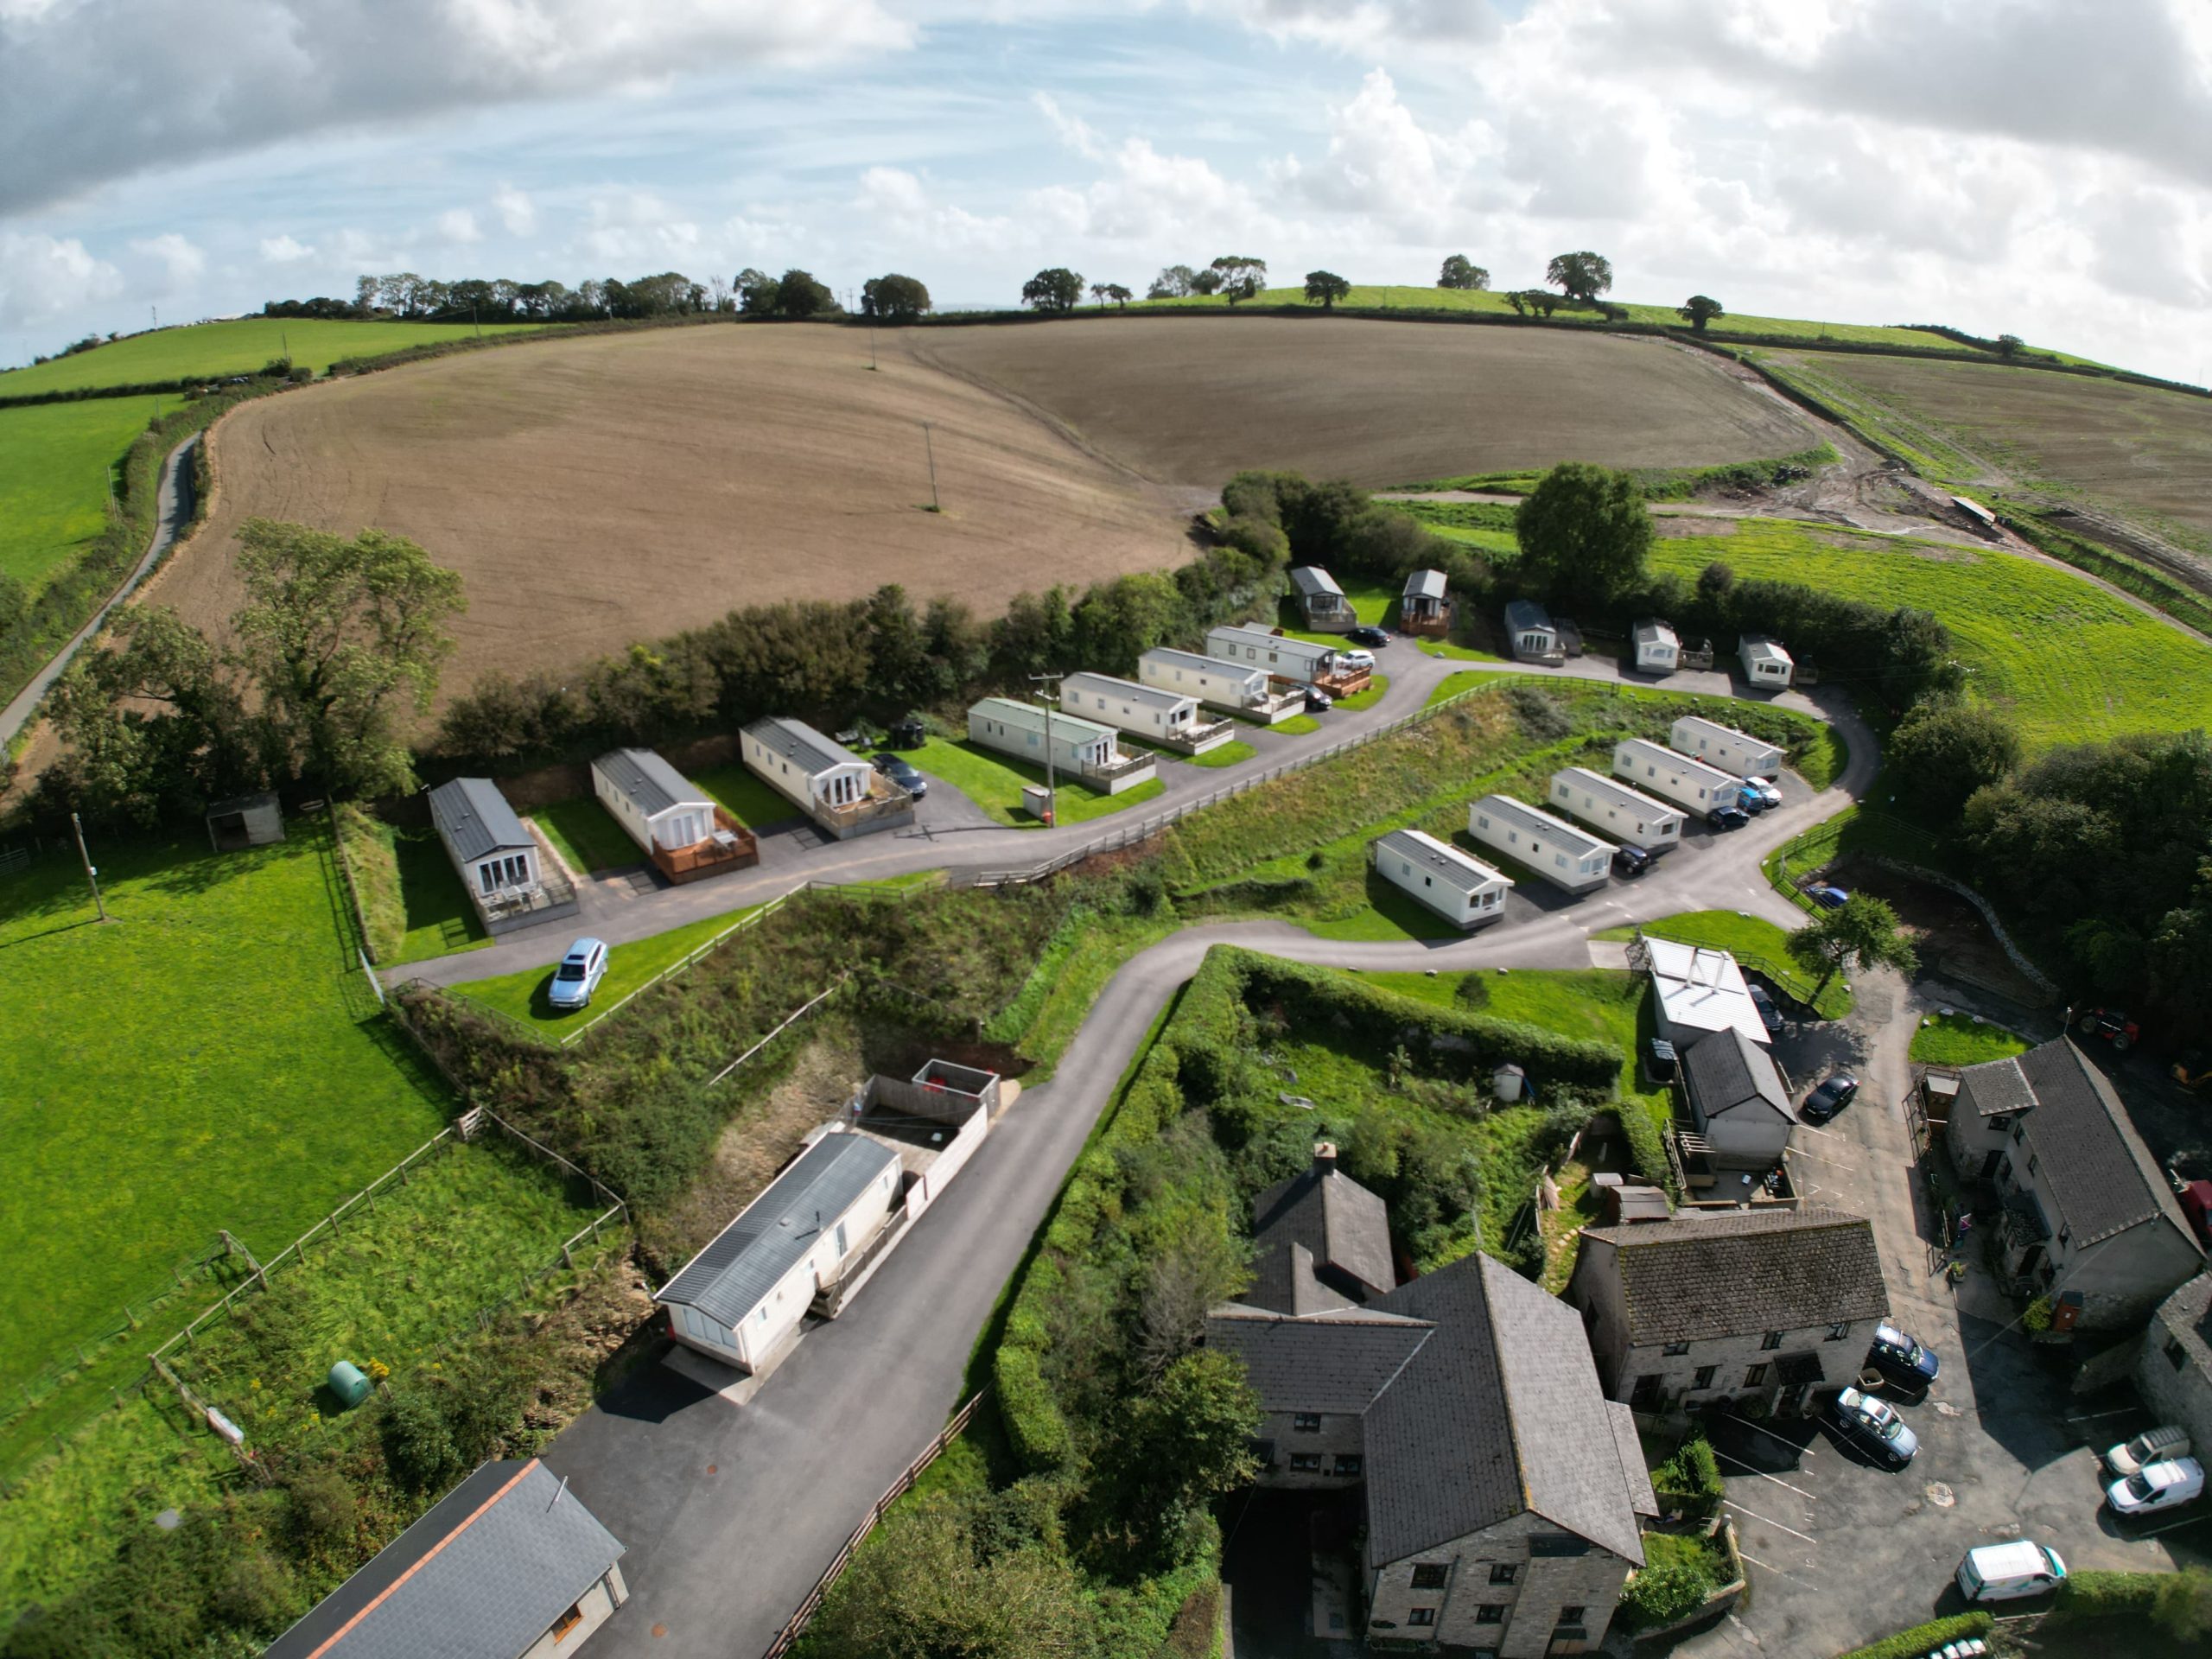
1829, 1611, 1993, 1659
1618, 1561, 1713, 1629
1652, 1437, 1725, 1520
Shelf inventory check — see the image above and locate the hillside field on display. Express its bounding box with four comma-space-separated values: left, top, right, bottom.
0, 394, 166, 590
0, 317, 552, 397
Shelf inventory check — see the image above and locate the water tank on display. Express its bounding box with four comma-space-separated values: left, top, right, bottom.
327, 1361, 372, 1409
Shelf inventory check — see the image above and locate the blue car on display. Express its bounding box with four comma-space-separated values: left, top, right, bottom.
1866, 1322, 1941, 1392
1809, 886, 1851, 910
548, 938, 610, 1010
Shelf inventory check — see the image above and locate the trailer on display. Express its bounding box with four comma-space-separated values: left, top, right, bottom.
1466, 794, 1612, 893
1548, 767, 1684, 854
1669, 715, 1786, 780
1612, 737, 1745, 818
1368, 829, 1512, 930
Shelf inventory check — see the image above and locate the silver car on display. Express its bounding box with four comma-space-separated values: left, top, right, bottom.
548, 938, 609, 1010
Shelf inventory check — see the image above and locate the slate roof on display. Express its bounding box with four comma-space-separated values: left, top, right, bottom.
1503, 598, 1554, 635
1580, 1205, 1887, 1346
1364, 1255, 1645, 1567
427, 778, 533, 865
743, 716, 867, 779
1372, 830, 1511, 898
1471, 793, 1610, 857
1956, 1055, 2036, 1119
2015, 1039, 2203, 1250
1402, 569, 1447, 601
1608, 1401, 1662, 1518
1248, 1165, 1396, 1313
594, 748, 709, 819
1289, 565, 1345, 600
2151, 1273, 2212, 1380
1682, 1027, 1794, 1122
263, 1459, 622, 1659
1206, 1306, 1432, 1411
657, 1131, 899, 1326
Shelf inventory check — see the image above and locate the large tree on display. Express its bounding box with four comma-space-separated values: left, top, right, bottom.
1512, 462, 1654, 610
1303, 270, 1351, 309
860, 273, 931, 322
1679, 294, 1725, 332
773, 268, 837, 319
1020, 267, 1085, 314
1437, 254, 1490, 290
1886, 702, 2022, 819
1147, 264, 1198, 299
1787, 895, 1918, 1001
232, 519, 465, 797
1209, 254, 1268, 305
734, 268, 779, 314
1546, 250, 1614, 302
1098, 283, 1132, 308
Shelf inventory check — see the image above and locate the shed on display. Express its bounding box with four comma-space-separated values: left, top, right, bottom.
591, 749, 716, 855
205, 791, 283, 853
1632, 619, 1680, 674
657, 1128, 904, 1371
1493, 1062, 1528, 1103
1612, 737, 1745, 818
1466, 794, 1612, 893
1739, 634, 1795, 687
1503, 599, 1563, 664
428, 778, 541, 901
1062, 671, 1230, 753
1548, 766, 1684, 855
968, 697, 1156, 792
1287, 565, 1353, 630
1670, 715, 1785, 780
1681, 1027, 1796, 1170
1367, 828, 1512, 930
263, 1459, 628, 1659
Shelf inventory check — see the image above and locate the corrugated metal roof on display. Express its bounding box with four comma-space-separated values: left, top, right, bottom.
1402, 569, 1447, 601
1288, 566, 1344, 599
427, 778, 533, 866
1062, 671, 1191, 714
969, 696, 1118, 745
1471, 793, 1611, 858
658, 1132, 900, 1326
1372, 829, 1510, 897
263, 1459, 623, 1659
593, 748, 709, 819
743, 716, 868, 779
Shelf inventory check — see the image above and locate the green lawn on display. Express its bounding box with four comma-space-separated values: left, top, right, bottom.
0, 823, 449, 1402
338, 807, 490, 967
692, 762, 804, 828
1272, 714, 1321, 735
1333, 674, 1389, 711
906, 736, 1166, 828
530, 796, 640, 873
1185, 739, 1257, 769
0, 396, 166, 590
1596, 908, 1851, 1019
449, 906, 765, 1030
1649, 518, 2212, 751
1421, 641, 1511, 664
0, 318, 554, 397
1910, 1012, 2032, 1066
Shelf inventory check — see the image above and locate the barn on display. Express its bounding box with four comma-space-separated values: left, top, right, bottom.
1466, 794, 1613, 893
1548, 766, 1684, 855
1368, 828, 1512, 929
1612, 737, 1745, 818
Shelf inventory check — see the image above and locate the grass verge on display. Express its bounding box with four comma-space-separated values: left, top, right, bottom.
909, 736, 1166, 827
1909, 1012, 2031, 1066
529, 796, 639, 874
448, 905, 765, 1030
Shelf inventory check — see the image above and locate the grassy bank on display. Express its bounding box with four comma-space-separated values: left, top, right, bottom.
909, 736, 1166, 827
448, 906, 766, 1030
0, 318, 554, 397
0, 395, 168, 591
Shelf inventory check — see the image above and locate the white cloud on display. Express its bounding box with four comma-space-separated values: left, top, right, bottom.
0, 231, 124, 328
258, 233, 316, 263
493, 183, 537, 236
130, 231, 206, 286
580, 192, 702, 264
1191, 0, 1504, 55
436, 207, 483, 244
855, 167, 1016, 253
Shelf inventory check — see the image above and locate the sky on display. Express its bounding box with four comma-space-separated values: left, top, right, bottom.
3, 0, 2209, 380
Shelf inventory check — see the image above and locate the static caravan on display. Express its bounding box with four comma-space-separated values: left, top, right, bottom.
1466, 794, 1613, 893
1368, 828, 1512, 930
427, 777, 579, 934
592, 749, 759, 881
1139, 646, 1301, 722
1503, 599, 1564, 664
1400, 568, 1451, 636
1205, 625, 1366, 693
656, 1128, 903, 1372
742, 717, 912, 839
1062, 671, 1231, 754
1288, 566, 1354, 632
968, 697, 1157, 793
1613, 737, 1745, 818
1739, 634, 1795, 687
1670, 715, 1785, 781
1633, 619, 1681, 674
1548, 767, 1684, 855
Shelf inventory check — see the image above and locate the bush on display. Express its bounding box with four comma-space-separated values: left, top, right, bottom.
995, 1343, 1075, 1473
1830, 1611, 1993, 1659
379, 1382, 463, 1491
1619, 1561, 1714, 1629
1652, 1436, 1724, 1519
2058, 1569, 2165, 1619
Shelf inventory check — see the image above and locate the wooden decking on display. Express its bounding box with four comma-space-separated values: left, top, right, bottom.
651, 807, 760, 884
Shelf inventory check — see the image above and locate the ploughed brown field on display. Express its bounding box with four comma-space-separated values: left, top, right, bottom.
152, 318, 1817, 701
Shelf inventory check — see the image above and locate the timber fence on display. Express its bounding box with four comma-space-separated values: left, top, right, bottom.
760, 1389, 992, 1659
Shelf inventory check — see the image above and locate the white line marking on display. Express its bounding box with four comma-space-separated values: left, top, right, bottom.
1719, 1413, 1815, 1456
1726, 1501, 1818, 1544
1712, 1448, 1819, 1500
1735, 1550, 1820, 1586
2063, 1408, 2137, 1422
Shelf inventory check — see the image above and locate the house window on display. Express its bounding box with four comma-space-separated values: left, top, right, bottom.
1490, 1564, 1519, 1586
1988, 1114, 2012, 1131
2058, 1225, 2072, 1248
1293, 1413, 1322, 1433
1745, 1363, 1767, 1389
1477, 1603, 1506, 1623
1693, 1365, 1717, 1390
1410, 1564, 1449, 1590
1407, 1608, 1437, 1628
551, 1601, 585, 1642
1630, 1374, 1662, 1408
1332, 1454, 1363, 1478
1760, 1331, 1783, 1351
1556, 1606, 1586, 1626
1826, 1322, 1851, 1340
2171, 1339, 2190, 1372
1290, 1452, 1323, 1473
1662, 1342, 1689, 1357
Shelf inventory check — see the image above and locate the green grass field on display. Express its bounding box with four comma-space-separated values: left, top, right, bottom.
1648, 518, 2212, 750
0, 396, 166, 590
1332, 674, 1389, 711
530, 797, 640, 873
0, 823, 448, 1400
692, 762, 804, 827
1910, 1012, 2032, 1066
449, 906, 764, 1029
1185, 739, 1257, 769
907, 736, 1166, 827
337, 807, 490, 967
0, 318, 553, 397
1596, 908, 1851, 1019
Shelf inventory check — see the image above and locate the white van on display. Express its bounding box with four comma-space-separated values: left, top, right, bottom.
1956, 1540, 2067, 1602
2104, 1424, 2190, 1478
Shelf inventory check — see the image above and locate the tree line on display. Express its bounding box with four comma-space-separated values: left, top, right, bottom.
261, 268, 934, 325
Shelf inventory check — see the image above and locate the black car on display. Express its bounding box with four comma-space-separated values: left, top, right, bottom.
872, 753, 927, 798
1345, 625, 1391, 649
1612, 844, 1653, 878
1305, 688, 1334, 712
1801, 1073, 1859, 1123
1864, 1323, 1941, 1394
1747, 983, 1783, 1034
1709, 804, 1750, 830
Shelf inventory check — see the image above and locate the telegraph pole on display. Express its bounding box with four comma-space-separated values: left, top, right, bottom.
920, 422, 940, 512
71, 812, 109, 922
1030, 671, 1062, 826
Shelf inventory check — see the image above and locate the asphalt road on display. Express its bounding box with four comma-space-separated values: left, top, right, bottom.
0, 435, 199, 747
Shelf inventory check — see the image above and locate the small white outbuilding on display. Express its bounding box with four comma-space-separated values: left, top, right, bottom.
1368, 828, 1512, 930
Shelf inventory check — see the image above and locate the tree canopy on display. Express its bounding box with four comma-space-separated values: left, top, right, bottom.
1021, 268, 1085, 314
861, 273, 931, 322
1512, 462, 1654, 610
1885, 701, 2022, 819
1303, 270, 1351, 308
1546, 251, 1614, 302
1679, 294, 1725, 331
1147, 264, 1198, 299
1209, 255, 1267, 304
772, 268, 837, 320
1437, 254, 1490, 290
1787, 895, 1918, 1000
1089, 282, 1132, 308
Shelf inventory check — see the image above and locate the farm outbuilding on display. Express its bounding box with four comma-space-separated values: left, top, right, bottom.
591, 749, 758, 882
1466, 794, 1613, 893
968, 697, 1157, 792
1205, 624, 1369, 694
1548, 766, 1684, 855
657, 1128, 904, 1372
1644, 937, 1771, 1049
741, 716, 913, 839
1739, 634, 1795, 687
1138, 646, 1304, 722
1632, 619, 1680, 674
1399, 568, 1451, 636
1680, 1026, 1797, 1172
1368, 828, 1512, 930
205, 792, 283, 853
1670, 715, 1785, 780
1503, 598, 1565, 664
1288, 565, 1354, 631
1062, 671, 1232, 754
427, 777, 579, 936
1612, 737, 1745, 818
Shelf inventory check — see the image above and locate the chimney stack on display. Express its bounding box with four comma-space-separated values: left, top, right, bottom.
1313, 1141, 1338, 1175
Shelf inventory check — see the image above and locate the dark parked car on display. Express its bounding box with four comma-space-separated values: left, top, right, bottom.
1708, 804, 1750, 830
1612, 844, 1653, 878
1808, 885, 1850, 910
1827, 1385, 1919, 1469
1865, 1322, 1941, 1393
1801, 1073, 1859, 1123
1735, 784, 1770, 815
872, 753, 927, 798
1305, 688, 1334, 712
1346, 625, 1391, 648
1747, 983, 1783, 1034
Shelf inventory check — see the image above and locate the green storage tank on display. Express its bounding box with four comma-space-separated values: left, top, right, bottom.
327, 1361, 372, 1409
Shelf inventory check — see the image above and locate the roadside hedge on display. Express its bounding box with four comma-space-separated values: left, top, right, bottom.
1830, 1611, 1993, 1659
2056, 1569, 2165, 1618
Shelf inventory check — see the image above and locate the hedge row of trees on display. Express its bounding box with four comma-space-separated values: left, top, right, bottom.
262, 267, 934, 325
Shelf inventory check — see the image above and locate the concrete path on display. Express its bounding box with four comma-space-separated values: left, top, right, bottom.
1, 435, 199, 747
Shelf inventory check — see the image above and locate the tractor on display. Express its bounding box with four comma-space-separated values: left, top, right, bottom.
2075, 1007, 2140, 1051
